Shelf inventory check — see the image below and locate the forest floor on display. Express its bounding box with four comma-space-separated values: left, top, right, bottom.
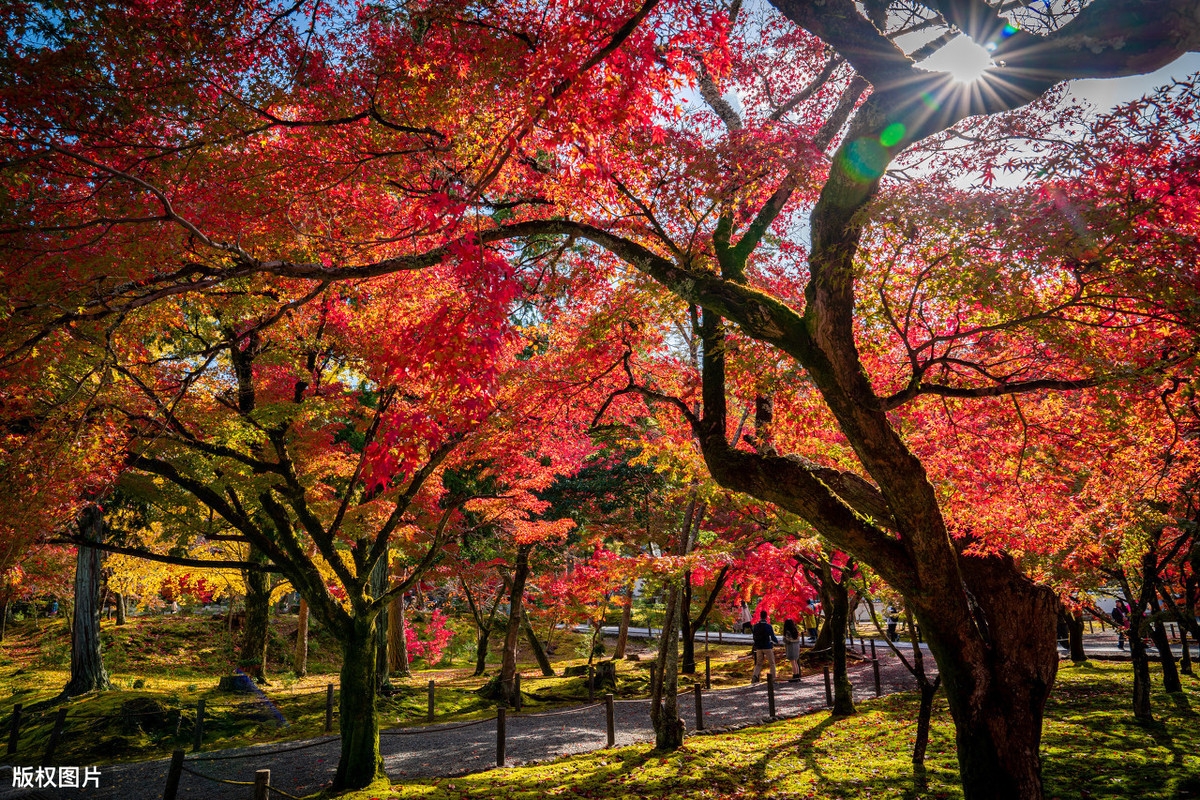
1, 615, 1197, 799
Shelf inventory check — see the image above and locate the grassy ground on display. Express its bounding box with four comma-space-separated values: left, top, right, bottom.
0, 613, 766, 766
335, 660, 1200, 800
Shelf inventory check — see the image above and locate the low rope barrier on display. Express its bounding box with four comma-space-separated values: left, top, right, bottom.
190, 736, 339, 761
514, 702, 604, 719
383, 716, 494, 735
266, 784, 309, 800
179, 764, 256, 786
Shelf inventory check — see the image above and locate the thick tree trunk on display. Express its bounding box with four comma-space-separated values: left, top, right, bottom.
64, 505, 110, 697
498, 545, 531, 706
650, 581, 684, 750
1065, 610, 1086, 663
614, 586, 633, 659
916, 555, 1059, 800
333, 617, 385, 791
240, 547, 270, 683
522, 608, 554, 677
389, 595, 410, 677
114, 592, 127, 625
293, 599, 309, 677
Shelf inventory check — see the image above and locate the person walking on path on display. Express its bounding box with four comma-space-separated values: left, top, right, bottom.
752, 610, 779, 683
783, 618, 802, 681
1112, 600, 1128, 650
738, 601, 753, 634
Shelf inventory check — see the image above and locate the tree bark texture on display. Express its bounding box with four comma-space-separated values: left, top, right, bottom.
63, 505, 110, 697
498, 545, 532, 706
650, 580, 684, 750
239, 546, 270, 683
820, 561, 855, 716
333, 616, 385, 790
522, 608, 555, 677
370, 552, 390, 693
115, 591, 127, 625
1148, 596, 1181, 693
293, 598, 309, 677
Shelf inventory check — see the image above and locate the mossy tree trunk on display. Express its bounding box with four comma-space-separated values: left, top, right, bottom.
650, 579, 684, 750
1148, 595, 1181, 693
240, 545, 271, 683
114, 592, 127, 625
63, 504, 110, 697
293, 598, 309, 677
334, 615, 385, 791
370, 550, 391, 693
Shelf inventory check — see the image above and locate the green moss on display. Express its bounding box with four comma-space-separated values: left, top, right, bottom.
333, 661, 1198, 800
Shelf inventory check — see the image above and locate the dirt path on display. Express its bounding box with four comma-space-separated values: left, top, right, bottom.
0, 654, 923, 800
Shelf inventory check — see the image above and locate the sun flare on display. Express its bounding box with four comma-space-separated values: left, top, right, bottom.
917, 34, 994, 83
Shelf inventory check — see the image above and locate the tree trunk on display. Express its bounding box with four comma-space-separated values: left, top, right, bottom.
1150, 618, 1181, 693
614, 586, 633, 659
370, 553, 391, 693
1065, 610, 1086, 663
293, 599, 309, 677
498, 545, 531, 706
917, 555, 1059, 800
389, 595, 409, 677
913, 677, 940, 766
680, 571, 696, 674
1129, 623, 1154, 720
474, 625, 492, 677
63, 505, 110, 697
0, 598, 8, 642
821, 562, 855, 716
115, 591, 126, 625
522, 608, 554, 677
650, 580, 684, 750
240, 547, 270, 683
1180, 628, 1193, 676
333, 616, 385, 791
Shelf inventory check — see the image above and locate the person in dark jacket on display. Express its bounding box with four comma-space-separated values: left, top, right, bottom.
751, 610, 779, 683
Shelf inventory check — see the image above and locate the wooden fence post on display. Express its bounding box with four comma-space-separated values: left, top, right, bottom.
1087, 618, 1094, 634
705, 656, 711, 690
7, 703, 20, 755
427, 680, 435, 722
694, 684, 704, 731
870, 639, 877, 660
42, 707, 67, 765
163, 749, 185, 800
496, 705, 506, 767
587, 666, 595, 703
823, 666, 832, 706
605, 693, 615, 748
514, 673, 522, 711
766, 674, 776, 718
873, 658, 882, 697
253, 768, 270, 800
192, 698, 205, 752
325, 683, 335, 732
649, 663, 657, 694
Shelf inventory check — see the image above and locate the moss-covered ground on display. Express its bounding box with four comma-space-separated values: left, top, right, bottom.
332, 661, 1199, 800
0, 613, 758, 766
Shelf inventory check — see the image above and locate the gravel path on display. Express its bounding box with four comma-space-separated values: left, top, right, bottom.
1, 654, 924, 800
